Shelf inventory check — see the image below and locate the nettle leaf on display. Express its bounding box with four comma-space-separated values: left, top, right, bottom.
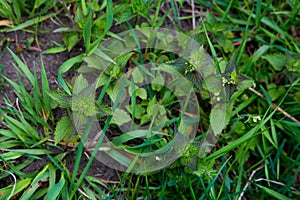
236, 74, 256, 90
47, 90, 71, 109
262, 53, 286, 71
151, 72, 164, 91
54, 116, 73, 144
73, 74, 89, 95
126, 104, 145, 119
107, 79, 128, 103
111, 108, 131, 126
131, 67, 144, 83
136, 88, 147, 100
72, 96, 98, 116
210, 104, 226, 136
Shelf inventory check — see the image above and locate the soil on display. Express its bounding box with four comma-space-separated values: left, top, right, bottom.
0, 14, 119, 187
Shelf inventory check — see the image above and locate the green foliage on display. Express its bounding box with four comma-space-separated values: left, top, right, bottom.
1, 0, 300, 199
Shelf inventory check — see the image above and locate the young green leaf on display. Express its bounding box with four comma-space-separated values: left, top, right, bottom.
54, 116, 73, 145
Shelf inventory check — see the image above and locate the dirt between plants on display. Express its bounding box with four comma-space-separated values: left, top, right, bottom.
0, 15, 120, 187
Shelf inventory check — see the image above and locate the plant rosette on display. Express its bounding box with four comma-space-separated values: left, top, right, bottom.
71, 28, 228, 173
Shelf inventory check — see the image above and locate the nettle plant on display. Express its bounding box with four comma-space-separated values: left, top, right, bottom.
52, 28, 256, 177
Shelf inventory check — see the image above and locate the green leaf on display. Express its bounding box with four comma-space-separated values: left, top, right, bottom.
136, 88, 147, 100
58, 54, 84, 95
131, 67, 144, 83
54, 117, 73, 145
236, 74, 256, 90
224, 39, 234, 53
8, 48, 35, 86
268, 86, 286, 101
73, 74, 89, 95
4, 13, 56, 32
126, 104, 145, 119
34, 0, 47, 8
0, 178, 31, 199
262, 53, 286, 71
42, 46, 67, 54
111, 108, 131, 126
47, 90, 71, 108
83, 8, 92, 51
210, 105, 226, 135
46, 172, 65, 200
105, 0, 113, 34
62, 32, 79, 52
254, 183, 292, 200
20, 165, 49, 200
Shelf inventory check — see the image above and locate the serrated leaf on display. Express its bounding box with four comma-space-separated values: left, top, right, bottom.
111, 108, 131, 126
136, 88, 147, 99
262, 53, 286, 71
54, 117, 73, 144
73, 74, 89, 95
131, 67, 144, 83
72, 96, 98, 116
210, 105, 226, 135
47, 90, 71, 108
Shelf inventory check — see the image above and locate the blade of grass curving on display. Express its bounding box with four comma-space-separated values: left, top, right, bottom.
7, 48, 35, 85
0, 0, 17, 24
19, 165, 49, 200
40, 56, 52, 120
33, 64, 43, 116
255, 0, 262, 29
253, 183, 292, 200
11, 0, 21, 23
236, 6, 254, 65
83, 8, 92, 51
97, 75, 112, 101
58, 54, 84, 95
208, 78, 299, 161
200, 18, 221, 73
199, 157, 231, 200
70, 120, 93, 189
70, 77, 126, 198
3, 12, 57, 32
46, 154, 70, 181
0, 178, 31, 199
130, 76, 136, 130
221, 0, 234, 22
85, 176, 108, 196
104, 0, 113, 34
46, 172, 66, 200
